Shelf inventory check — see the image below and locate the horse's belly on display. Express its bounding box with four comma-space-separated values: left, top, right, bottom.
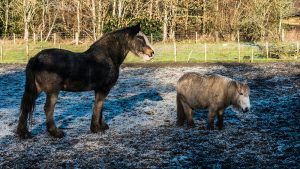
62, 80, 94, 92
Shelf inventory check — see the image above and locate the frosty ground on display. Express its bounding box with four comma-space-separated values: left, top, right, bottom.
0, 62, 299, 168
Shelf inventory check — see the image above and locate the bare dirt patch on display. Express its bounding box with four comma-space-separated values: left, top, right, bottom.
0, 62, 299, 168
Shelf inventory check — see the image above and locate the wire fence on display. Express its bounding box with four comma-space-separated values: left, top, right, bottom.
0, 33, 299, 63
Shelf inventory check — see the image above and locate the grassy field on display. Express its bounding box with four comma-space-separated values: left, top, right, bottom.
0, 40, 299, 63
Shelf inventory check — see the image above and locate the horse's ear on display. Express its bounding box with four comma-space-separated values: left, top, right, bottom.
129, 23, 141, 36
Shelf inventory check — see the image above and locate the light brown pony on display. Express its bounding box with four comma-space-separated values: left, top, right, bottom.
176, 73, 250, 130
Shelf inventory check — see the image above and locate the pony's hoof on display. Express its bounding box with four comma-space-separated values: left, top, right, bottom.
90, 123, 109, 133
49, 129, 65, 138
187, 121, 196, 128
16, 130, 32, 139
176, 120, 185, 127
207, 125, 214, 130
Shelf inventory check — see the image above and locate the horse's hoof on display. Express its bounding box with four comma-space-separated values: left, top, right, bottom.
49, 129, 65, 138
90, 124, 101, 133
16, 130, 32, 139
100, 123, 109, 131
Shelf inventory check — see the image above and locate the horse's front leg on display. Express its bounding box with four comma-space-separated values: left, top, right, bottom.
90, 91, 109, 133
44, 92, 64, 138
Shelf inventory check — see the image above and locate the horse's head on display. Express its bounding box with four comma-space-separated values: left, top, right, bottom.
233, 81, 251, 113
127, 24, 155, 61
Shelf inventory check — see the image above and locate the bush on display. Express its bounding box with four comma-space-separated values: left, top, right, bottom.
103, 17, 162, 41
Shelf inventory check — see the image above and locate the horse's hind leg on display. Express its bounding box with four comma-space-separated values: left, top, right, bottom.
17, 89, 41, 139
44, 92, 64, 138
90, 91, 109, 133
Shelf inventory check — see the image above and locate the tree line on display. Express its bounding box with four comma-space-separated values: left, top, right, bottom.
0, 0, 296, 42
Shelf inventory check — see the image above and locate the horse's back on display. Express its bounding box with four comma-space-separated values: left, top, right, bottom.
28, 48, 117, 92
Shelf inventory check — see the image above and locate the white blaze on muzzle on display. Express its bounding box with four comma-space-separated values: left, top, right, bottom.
137, 31, 154, 59
240, 96, 250, 112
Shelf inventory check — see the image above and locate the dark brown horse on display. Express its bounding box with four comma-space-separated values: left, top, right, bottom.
16, 24, 154, 138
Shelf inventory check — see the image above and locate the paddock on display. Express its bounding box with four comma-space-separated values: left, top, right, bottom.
0, 62, 299, 168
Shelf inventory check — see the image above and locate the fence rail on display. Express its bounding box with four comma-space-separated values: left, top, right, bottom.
0, 35, 299, 63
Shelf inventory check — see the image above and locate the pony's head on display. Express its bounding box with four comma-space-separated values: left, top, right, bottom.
232, 81, 251, 113
127, 24, 155, 61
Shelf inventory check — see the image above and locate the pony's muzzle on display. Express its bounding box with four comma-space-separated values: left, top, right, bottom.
243, 107, 250, 113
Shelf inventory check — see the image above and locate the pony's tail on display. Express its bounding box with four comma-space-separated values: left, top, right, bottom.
176, 94, 186, 126
17, 57, 39, 138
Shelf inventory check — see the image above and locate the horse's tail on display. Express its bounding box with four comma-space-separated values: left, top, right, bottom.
19, 57, 38, 125
176, 93, 186, 126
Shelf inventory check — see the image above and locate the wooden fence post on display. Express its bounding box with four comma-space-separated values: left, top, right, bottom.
204, 43, 207, 62
150, 33, 153, 44
53, 33, 56, 45
238, 43, 241, 63
40, 30, 43, 42
26, 44, 29, 61
281, 29, 285, 42
297, 41, 299, 57
0, 45, 3, 62
33, 33, 36, 44
266, 42, 269, 59
173, 40, 177, 62
187, 50, 193, 63
251, 48, 254, 63
13, 33, 16, 45
75, 32, 79, 45
195, 32, 198, 44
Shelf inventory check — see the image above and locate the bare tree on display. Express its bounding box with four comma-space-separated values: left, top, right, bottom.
23, 0, 36, 41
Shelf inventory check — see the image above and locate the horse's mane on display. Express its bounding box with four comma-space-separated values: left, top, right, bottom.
87, 27, 133, 52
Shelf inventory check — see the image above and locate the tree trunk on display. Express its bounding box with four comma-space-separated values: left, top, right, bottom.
91, 0, 97, 41
202, 0, 206, 35
149, 0, 153, 19
113, 0, 116, 17
77, 0, 81, 36
118, 0, 122, 18
4, 0, 9, 36
163, 4, 168, 42
23, 0, 29, 41
42, 0, 45, 35
97, 0, 103, 37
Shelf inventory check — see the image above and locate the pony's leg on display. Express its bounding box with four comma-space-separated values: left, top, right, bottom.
90, 91, 109, 133
44, 92, 64, 138
217, 109, 224, 130
207, 109, 216, 130
181, 101, 195, 128
176, 94, 186, 126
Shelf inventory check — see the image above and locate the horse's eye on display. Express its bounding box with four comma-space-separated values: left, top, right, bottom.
239, 93, 243, 95
136, 36, 144, 40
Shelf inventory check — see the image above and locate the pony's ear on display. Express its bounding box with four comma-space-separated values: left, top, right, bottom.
129, 23, 140, 36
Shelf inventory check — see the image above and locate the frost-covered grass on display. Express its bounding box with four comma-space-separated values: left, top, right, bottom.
0, 63, 299, 168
